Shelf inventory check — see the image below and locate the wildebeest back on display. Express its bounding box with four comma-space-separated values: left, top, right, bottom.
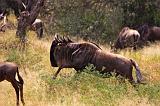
91, 50, 132, 75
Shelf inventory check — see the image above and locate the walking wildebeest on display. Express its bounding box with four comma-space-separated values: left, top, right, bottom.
112, 27, 140, 51
50, 35, 143, 84
0, 62, 25, 106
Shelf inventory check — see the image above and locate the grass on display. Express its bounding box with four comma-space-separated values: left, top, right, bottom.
0, 28, 160, 106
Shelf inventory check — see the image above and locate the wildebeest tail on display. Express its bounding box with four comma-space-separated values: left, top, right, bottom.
16, 67, 24, 84
50, 39, 58, 67
130, 59, 142, 83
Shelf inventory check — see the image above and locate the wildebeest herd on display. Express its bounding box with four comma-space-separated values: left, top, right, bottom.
111, 24, 160, 51
1, 26, 160, 106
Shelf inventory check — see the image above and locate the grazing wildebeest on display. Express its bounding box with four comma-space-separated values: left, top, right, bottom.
0, 62, 25, 106
30, 19, 43, 38
138, 24, 160, 42
50, 35, 143, 84
112, 27, 140, 50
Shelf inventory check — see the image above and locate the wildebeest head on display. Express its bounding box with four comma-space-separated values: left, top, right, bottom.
50, 34, 73, 67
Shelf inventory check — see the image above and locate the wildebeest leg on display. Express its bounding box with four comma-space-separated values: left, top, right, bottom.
11, 81, 20, 106
99, 68, 112, 78
115, 73, 125, 83
36, 28, 43, 38
18, 82, 25, 105
126, 73, 135, 85
74, 67, 84, 73
52, 67, 62, 79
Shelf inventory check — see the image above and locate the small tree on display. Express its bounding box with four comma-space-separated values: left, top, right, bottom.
16, 0, 44, 42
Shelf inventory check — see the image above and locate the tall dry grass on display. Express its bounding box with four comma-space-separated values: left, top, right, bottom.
0, 29, 160, 106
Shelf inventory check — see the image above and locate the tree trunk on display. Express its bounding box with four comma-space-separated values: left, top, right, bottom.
16, 0, 44, 42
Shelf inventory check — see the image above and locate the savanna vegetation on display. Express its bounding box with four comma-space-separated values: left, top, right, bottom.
0, 0, 160, 106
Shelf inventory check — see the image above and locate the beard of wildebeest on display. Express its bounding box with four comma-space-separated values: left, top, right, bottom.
91, 50, 142, 84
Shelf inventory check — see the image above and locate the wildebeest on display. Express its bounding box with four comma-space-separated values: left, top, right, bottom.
112, 27, 140, 50
50, 35, 143, 84
29, 19, 43, 38
138, 24, 160, 42
148, 26, 160, 41
0, 62, 25, 106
